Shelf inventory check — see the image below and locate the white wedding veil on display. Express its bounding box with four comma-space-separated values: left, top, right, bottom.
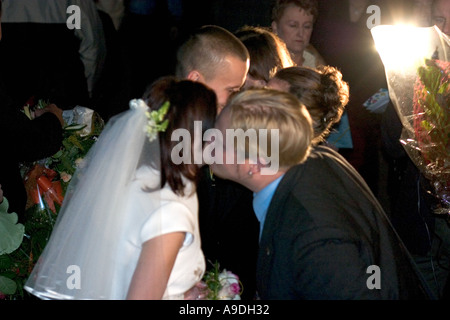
24, 99, 161, 299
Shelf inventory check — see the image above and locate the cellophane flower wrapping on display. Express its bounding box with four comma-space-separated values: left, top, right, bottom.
0, 164, 60, 299
372, 25, 450, 216
22, 105, 104, 208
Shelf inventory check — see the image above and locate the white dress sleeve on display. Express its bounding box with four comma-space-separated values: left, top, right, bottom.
126, 167, 205, 299
139, 201, 196, 247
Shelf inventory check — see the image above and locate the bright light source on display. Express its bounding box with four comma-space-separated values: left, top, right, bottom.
371, 25, 433, 71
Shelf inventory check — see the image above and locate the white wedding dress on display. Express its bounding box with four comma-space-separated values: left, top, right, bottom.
24, 99, 205, 300
114, 166, 205, 300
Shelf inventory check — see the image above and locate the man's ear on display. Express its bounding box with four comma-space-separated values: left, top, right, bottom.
187, 70, 201, 82
248, 163, 260, 176
248, 156, 271, 175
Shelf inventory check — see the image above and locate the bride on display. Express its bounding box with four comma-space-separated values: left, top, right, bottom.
24, 76, 217, 300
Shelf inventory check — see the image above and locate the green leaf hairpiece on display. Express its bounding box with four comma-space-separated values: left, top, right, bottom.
145, 101, 170, 142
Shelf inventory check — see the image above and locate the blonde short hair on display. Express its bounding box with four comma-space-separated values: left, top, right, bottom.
225, 88, 313, 169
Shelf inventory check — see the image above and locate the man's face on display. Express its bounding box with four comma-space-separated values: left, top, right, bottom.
432, 0, 450, 36
201, 55, 249, 114
209, 107, 242, 182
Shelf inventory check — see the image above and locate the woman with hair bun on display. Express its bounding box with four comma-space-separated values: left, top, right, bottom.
268, 65, 349, 146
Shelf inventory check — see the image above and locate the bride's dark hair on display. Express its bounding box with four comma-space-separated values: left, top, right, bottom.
143, 76, 217, 196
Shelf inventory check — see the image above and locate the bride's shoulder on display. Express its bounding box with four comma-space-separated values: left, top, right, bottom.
131, 165, 196, 203
133, 165, 161, 188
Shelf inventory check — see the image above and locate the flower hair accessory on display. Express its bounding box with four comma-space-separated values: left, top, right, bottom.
145, 101, 170, 142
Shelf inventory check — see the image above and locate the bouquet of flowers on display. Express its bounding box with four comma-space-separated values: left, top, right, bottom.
0, 101, 105, 299
372, 25, 450, 216
411, 59, 450, 214
21, 103, 104, 209
203, 261, 242, 300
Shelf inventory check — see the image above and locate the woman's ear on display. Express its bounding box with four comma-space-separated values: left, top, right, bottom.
271, 21, 278, 35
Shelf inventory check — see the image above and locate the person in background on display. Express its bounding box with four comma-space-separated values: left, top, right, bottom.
271, 0, 325, 68
95, 0, 125, 30
413, 0, 434, 26
0, 0, 64, 222
235, 25, 295, 89
310, 0, 388, 198
381, 101, 450, 300
432, 0, 450, 35
210, 88, 434, 300
0, 99, 64, 223
91, 0, 131, 122
0, 0, 106, 108
268, 65, 349, 147
175, 25, 259, 300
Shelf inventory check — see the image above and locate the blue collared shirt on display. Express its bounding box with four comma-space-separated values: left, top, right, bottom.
252, 175, 284, 242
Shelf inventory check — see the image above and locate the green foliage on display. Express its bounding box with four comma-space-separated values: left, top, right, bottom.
0, 197, 25, 298
48, 114, 103, 170
203, 261, 222, 300
0, 203, 56, 300
44, 111, 104, 193
417, 59, 450, 152
0, 198, 25, 255
413, 59, 450, 215
0, 275, 17, 295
